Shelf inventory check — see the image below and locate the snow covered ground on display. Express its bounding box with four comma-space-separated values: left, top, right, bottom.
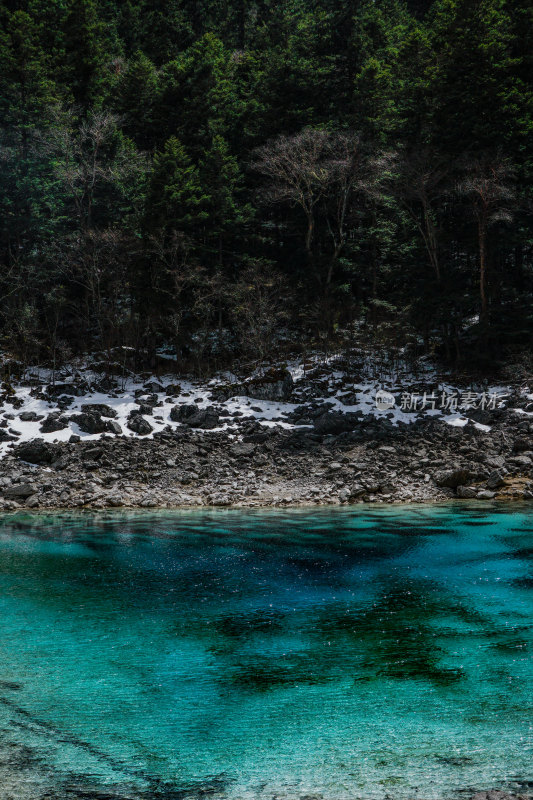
0, 352, 523, 459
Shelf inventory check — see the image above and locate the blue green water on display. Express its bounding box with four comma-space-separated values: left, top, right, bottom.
0, 506, 531, 800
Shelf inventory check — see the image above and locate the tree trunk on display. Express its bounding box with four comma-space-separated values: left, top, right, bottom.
478, 218, 488, 325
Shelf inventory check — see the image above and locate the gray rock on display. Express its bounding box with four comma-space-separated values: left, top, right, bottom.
513, 437, 533, 452
507, 455, 532, 468
14, 439, 58, 464
230, 442, 256, 457
170, 404, 219, 430
434, 468, 473, 488
70, 413, 109, 434
457, 486, 478, 498
19, 411, 43, 422
144, 381, 164, 393
314, 411, 355, 435
244, 369, 293, 402
47, 382, 88, 397
40, 413, 69, 433
486, 469, 505, 489
80, 403, 117, 419
170, 404, 197, 423
4, 483, 36, 499
107, 494, 125, 507
477, 489, 496, 499
106, 419, 123, 435
127, 415, 153, 435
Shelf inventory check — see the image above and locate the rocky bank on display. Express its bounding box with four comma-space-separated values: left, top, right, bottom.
1, 397, 533, 510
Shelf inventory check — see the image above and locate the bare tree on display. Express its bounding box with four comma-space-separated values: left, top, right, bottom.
232, 260, 291, 362
51, 109, 146, 230
457, 153, 515, 326
252, 128, 378, 332
393, 147, 448, 282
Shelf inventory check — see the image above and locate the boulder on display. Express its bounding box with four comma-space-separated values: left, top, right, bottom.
170, 404, 197, 423
434, 468, 473, 488
486, 469, 505, 490
46, 382, 88, 397
144, 381, 164, 393
106, 419, 122, 435
80, 403, 117, 419
70, 413, 109, 434
40, 414, 69, 433
170, 404, 219, 430
477, 489, 496, 499
14, 439, 58, 464
244, 368, 293, 402
314, 411, 355, 435
127, 415, 153, 436
457, 486, 478, 499
3, 483, 36, 499
19, 411, 43, 422
513, 437, 532, 452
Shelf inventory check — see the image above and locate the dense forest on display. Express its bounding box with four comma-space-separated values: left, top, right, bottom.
1, 0, 532, 373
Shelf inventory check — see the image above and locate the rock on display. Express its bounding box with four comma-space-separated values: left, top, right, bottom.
486, 469, 505, 490
70, 413, 109, 434
457, 486, 478, 498
106, 419, 123, 435
69, 434, 81, 443
107, 494, 125, 507
19, 411, 43, 422
144, 381, 164, 393
46, 382, 88, 397
14, 439, 58, 464
513, 437, 532, 452
477, 489, 496, 499
230, 442, 255, 457
314, 411, 355, 435
170, 404, 219, 429
127, 415, 153, 435
434, 468, 473, 488
244, 368, 293, 402
25, 494, 40, 508
328, 461, 343, 471
80, 403, 117, 419
507, 454, 532, 468
3, 483, 36, 499
208, 494, 232, 506
40, 413, 69, 433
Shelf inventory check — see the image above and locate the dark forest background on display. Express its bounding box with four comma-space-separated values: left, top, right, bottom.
1, 0, 532, 374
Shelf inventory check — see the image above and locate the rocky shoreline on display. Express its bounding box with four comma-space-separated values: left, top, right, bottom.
1, 403, 533, 511
1, 356, 533, 511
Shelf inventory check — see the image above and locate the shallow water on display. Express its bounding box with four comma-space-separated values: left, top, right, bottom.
0, 506, 531, 799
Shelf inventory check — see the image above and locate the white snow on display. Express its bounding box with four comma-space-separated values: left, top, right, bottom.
0, 353, 513, 459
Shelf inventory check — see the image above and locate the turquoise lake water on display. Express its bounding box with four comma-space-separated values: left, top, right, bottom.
0, 506, 531, 800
